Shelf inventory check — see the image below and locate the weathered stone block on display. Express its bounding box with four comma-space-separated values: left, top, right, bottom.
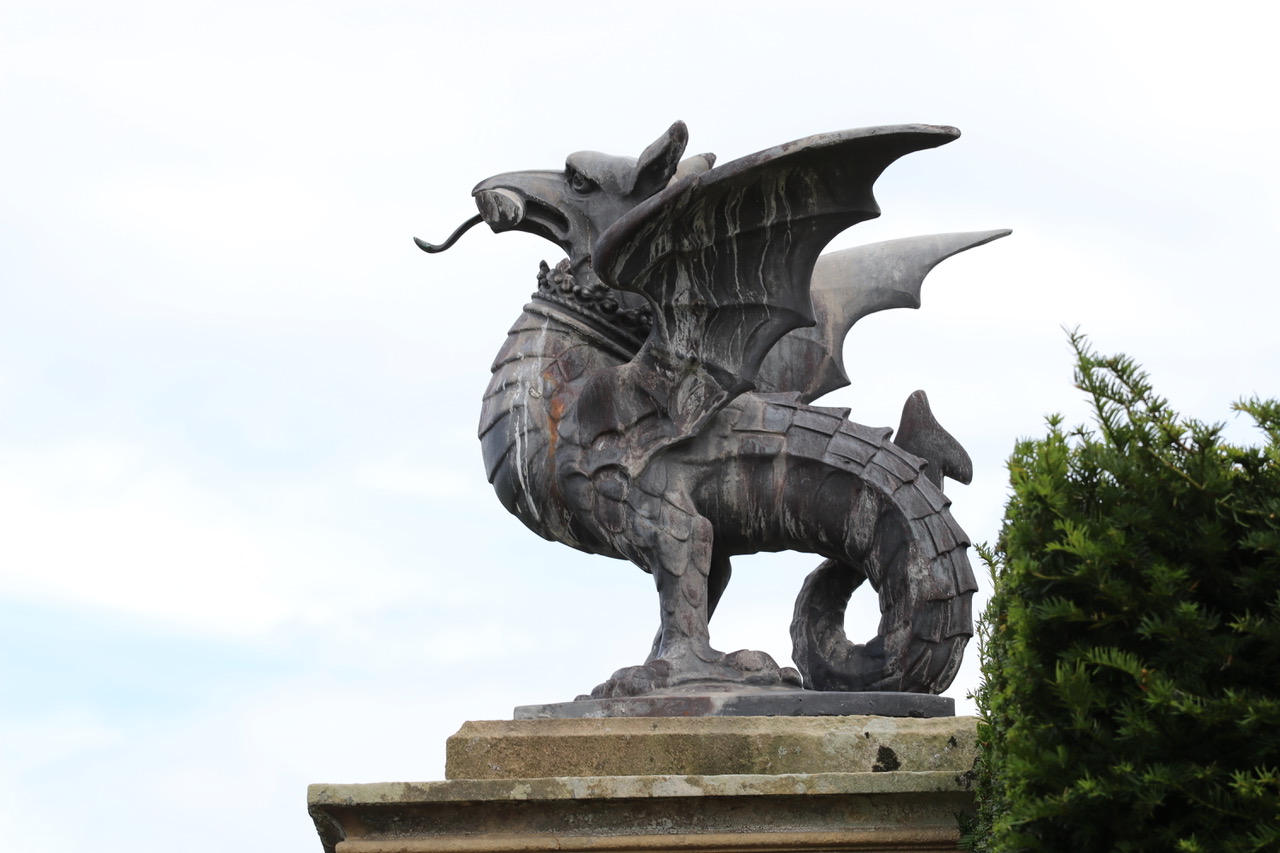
308, 716, 978, 853
446, 715, 976, 780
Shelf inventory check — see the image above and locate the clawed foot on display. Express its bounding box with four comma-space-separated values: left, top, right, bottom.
581, 659, 672, 700
581, 649, 804, 699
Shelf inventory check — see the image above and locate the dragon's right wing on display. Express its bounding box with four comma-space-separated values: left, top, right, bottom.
755, 230, 1011, 402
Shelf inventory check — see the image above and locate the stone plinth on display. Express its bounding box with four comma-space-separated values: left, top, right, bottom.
308, 715, 978, 853
447, 715, 974, 779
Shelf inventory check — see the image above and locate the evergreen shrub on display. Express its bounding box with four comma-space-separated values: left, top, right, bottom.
966, 332, 1280, 852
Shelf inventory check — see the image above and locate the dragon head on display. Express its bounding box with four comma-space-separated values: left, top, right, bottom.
472, 121, 704, 276
419, 122, 715, 282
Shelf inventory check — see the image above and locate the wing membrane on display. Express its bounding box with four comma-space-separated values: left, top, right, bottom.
756, 229, 1012, 402
594, 125, 961, 390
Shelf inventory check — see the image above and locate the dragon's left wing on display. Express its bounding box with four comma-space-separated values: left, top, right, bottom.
594, 125, 960, 397
756, 230, 1012, 403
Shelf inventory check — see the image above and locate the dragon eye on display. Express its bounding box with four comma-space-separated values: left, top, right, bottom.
568, 168, 597, 194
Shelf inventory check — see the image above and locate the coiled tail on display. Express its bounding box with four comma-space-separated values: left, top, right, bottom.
704, 393, 976, 694
788, 407, 974, 694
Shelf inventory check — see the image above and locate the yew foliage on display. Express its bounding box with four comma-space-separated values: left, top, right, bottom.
966, 333, 1280, 852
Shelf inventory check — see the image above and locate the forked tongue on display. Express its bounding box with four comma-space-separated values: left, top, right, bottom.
414, 187, 528, 253
413, 214, 483, 254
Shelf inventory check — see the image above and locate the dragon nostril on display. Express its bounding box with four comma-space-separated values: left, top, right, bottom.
475, 188, 526, 231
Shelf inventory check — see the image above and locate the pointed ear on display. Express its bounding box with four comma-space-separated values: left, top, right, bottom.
629, 121, 689, 198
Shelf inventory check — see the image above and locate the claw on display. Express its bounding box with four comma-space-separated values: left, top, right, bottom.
586, 660, 673, 699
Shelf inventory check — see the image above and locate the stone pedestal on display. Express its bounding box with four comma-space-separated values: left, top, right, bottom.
308, 715, 978, 852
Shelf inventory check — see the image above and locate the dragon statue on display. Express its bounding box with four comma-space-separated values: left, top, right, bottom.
418, 122, 1007, 702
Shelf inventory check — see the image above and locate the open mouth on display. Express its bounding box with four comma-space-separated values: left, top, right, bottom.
474, 189, 570, 246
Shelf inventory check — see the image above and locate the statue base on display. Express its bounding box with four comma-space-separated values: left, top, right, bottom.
515, 687, 954, 719
308, 714, 978, 852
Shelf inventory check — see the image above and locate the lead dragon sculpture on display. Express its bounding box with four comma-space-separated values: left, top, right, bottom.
419, 122, 1007, 700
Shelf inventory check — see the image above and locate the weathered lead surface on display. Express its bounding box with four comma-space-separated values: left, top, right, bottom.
422, 122, 1008, 703
514, 688, 953, 721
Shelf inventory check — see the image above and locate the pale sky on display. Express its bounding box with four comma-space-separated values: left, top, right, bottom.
3, 2, 1278, 851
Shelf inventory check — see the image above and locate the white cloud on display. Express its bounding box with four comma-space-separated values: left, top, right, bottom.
0, 441, 427, 638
